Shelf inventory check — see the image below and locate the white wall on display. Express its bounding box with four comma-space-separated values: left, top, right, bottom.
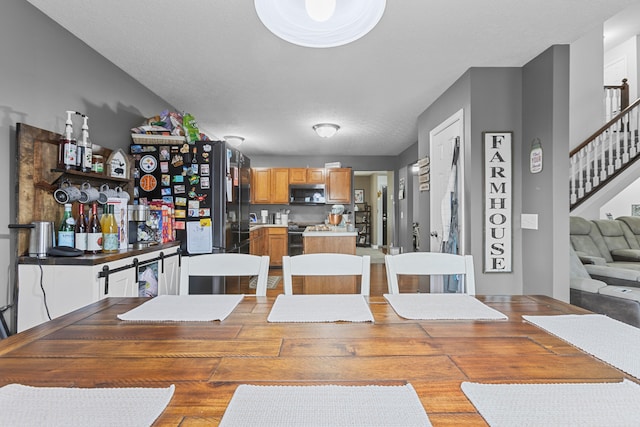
570, 25, 605, 148
600, 176, 640, 218
604, 35, 639, 101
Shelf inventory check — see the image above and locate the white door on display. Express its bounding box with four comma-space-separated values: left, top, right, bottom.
429, 109, 464, 253
429, 110, 464, 292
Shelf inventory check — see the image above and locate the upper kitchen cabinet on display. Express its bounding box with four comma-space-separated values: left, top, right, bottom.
251, 167, 289, 204
325, 167, 352, 204
289, 168, 325, 185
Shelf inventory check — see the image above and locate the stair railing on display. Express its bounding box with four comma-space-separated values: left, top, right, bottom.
604, 78, 629, 121
570, 97, 640, 210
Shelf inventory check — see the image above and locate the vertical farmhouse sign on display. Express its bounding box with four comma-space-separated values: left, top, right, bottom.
483, 132, 512, 273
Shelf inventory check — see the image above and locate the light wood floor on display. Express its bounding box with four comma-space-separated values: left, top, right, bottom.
225, 263, 420, 296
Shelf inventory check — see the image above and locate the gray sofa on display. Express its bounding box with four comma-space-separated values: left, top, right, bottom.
569, 216, 640, 327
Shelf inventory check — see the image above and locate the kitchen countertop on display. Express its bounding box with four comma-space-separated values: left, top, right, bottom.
249, 224, 288, 231
302, 226, 357, 237
18, 241, 181, 266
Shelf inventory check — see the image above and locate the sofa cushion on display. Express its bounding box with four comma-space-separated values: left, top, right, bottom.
570, 246, 590, 279
570, 277, 607, 293
593, 219, 637, 252
570, 217, 613, 262
610, 248, 640, 262
599, 286, 640, 302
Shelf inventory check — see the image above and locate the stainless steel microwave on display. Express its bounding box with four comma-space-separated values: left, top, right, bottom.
289, 184, 326, 205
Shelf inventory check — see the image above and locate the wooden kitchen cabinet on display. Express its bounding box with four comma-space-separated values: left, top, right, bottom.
250, 227, 266, 256
267, 227, 288, 267
325, 167, 352, 204
251, 168, 289, 204
289, 168, 325, 184
251, 226, 287, 267
251, 168, 271, 204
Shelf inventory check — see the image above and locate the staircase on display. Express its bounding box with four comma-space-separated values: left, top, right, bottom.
570, 79, 640, 210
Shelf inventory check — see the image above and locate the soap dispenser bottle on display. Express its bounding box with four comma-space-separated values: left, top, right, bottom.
76, 114, 92, 172
58, 110, 77, 170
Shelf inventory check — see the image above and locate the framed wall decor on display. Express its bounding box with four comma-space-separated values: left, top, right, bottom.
483, 131, 512, 273
354, 189, 364, 204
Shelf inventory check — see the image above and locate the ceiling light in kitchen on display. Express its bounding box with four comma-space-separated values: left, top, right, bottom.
313, 123, 340, 138
224, 135, 245, 146
254, 0, 386, 48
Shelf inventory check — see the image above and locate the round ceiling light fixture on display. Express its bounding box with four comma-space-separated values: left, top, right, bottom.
224, 135, 245, 146
313, 123, 340, 138
254, 0, 386, 48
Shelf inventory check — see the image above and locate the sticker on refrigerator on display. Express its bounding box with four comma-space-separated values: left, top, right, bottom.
161, 188, 172, 196
200, 164, 210, 176
159, 147, 170, 160
174, 220, 185, 230
161, 174, 170, 186
174, 185, 185, 194
139, 174, 157, 192
175, 197, 187, 206
139, 155, 158, 173
160, 161, 169, 173
172, 175, 184, 183
200, 177, 210, 189
199, 208, 210, 217
174, 209, 186, 218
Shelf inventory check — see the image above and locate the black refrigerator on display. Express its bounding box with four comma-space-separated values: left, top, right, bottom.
131, 139, 251, 293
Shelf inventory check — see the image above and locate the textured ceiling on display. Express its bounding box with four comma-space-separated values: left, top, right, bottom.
25, 0, 640, 157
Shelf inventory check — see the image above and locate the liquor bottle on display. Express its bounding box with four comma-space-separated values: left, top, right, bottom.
86, 202, 102, 254
76, 114, 93, 172
58, 110, 77, 170
74, 203, 88, 251
102, 204, 119, 253
57, 203, 75, 247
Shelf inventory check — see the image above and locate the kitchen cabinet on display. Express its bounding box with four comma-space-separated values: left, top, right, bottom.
251, 168, 289, 204
250, 225, 287, 267
289, 168, 325, 184
250, 227, 266, 256
16, 244, 181, 332
325, 167, 352, 204
267, 227, 287, 267
303, 230, 357, 293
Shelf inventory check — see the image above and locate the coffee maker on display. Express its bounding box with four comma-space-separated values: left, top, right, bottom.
127, 205, 154, 248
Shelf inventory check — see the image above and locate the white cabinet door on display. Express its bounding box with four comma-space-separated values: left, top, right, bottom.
98, 267, 139, 298
158, 253, 181, 295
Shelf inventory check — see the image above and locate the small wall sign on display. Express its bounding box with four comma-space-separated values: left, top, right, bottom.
529, 138, 543, 174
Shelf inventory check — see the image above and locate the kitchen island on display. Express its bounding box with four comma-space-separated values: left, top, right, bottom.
302, 226, 358, 293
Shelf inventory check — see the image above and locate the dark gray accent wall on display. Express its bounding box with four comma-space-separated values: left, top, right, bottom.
394, 142, 419, 253
418, 67, 524, 295
1, 0, 175, 331
522, 46, 570, 300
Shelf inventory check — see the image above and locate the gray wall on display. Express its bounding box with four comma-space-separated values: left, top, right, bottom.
394, 142, 419, 253
418, 67, 525, 295
1, 0, 174, 331
521, 46, 570, 301
416, 51, 570, 299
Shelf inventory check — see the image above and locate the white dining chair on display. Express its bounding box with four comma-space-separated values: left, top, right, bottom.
282, 253, 371, 296
385, 252, 476, 295
179, 253, 270, 296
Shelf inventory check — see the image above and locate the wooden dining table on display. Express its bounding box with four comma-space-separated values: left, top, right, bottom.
0, 295, 636, 426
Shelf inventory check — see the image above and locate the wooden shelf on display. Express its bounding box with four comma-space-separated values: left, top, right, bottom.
50, 168, 130, 186
355, 204, 371, 247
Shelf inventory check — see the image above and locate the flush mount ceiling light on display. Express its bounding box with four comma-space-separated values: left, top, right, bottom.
254, 0, 386, 48
224, 135, 245, 146
313, 123, 340, 138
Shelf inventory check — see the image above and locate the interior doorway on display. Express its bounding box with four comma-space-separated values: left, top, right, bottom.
353, 171, 394, 252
